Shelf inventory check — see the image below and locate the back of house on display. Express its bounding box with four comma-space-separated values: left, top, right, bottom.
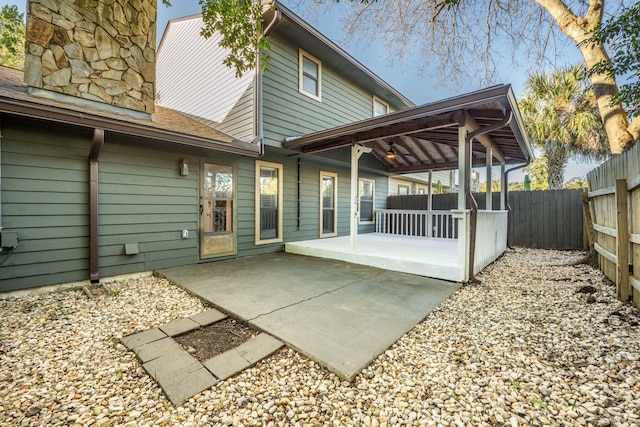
0, 0, 417, 293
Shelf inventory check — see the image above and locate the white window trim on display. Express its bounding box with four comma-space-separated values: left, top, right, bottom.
299, 49, 322, 101
255, 160, 284, 245
359, 177, 375, 225
372, 95, 389, 116
319, 171, 338, 238
398, 184, 410, 195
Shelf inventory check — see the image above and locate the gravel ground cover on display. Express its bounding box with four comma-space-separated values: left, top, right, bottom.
1, 248, 639, 427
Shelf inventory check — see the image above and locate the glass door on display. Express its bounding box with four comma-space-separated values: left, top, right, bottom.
200, 163, 236, 258
320, 172, 337, 237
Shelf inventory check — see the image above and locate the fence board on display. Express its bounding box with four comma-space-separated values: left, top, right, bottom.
588, 143, 640, 309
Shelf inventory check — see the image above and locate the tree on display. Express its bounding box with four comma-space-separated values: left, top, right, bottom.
0, 4, 25, 69
565, 176, 588, 189
523, 157, 549, 190
196, 0, 639, 154
587, 2, 640, 120
519, 65, 608, 189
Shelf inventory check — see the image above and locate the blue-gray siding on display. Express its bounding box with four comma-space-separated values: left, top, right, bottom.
1, 118, 388, 291
0, 118, 206, 291
262, 35, 375, 147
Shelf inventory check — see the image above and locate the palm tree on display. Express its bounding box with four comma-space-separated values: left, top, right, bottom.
519, 65, 609, 189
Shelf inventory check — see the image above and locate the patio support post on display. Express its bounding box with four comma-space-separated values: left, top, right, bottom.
486, 148, 493, 210
500, 162, 506, 210
458, 115, 466, 211
428, 170, 433, 237
457, 114, 469, 281
350, 144, 372, 251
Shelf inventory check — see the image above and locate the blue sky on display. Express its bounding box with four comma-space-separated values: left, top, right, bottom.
3, 0, 599, 180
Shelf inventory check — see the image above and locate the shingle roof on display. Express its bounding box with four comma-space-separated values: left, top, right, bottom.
0, 66, 259, 156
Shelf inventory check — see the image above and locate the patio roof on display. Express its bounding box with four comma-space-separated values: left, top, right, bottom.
283, 85, 533, 173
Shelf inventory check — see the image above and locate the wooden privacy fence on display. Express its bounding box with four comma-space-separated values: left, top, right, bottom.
387, 189, 585, 249
587, 143, 640, 309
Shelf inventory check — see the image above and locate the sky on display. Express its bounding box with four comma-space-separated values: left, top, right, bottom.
3, 0, 601, 181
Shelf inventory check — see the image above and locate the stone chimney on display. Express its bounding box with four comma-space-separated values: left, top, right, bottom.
24, 0, 156, 116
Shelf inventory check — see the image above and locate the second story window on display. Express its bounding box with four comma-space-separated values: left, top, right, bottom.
299, 49, 322, 101
373, 96, 389, 116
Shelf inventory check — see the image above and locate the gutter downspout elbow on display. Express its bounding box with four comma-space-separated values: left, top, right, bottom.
465, 112, 513, 283
89, 128, 105, 283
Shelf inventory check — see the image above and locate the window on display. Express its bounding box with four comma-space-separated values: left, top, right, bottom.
398, 184, 410, 195
256, 161, 283, 244
418, 188, 426, 195
320, 172, 337, 237
359, 178, 374, 223
373, 96, 389, 116
299, 49, 322, 100
203, 164, 233, 233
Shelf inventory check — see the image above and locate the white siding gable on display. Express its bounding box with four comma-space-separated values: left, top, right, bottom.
156, 16, 255, 141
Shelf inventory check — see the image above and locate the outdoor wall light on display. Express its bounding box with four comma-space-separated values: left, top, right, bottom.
180, 158, 189, 176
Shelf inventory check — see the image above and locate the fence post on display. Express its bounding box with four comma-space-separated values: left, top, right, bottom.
582, 191, 595, 252
616, 179, 630, 302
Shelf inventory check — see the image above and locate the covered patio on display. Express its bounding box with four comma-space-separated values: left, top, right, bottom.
284, 85, 533, 282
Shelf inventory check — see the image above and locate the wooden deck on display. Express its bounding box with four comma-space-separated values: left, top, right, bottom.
285, 233, 461, 282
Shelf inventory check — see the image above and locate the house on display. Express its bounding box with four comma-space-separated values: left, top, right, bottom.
155, 4, 415, 256
157, 2, 533, 282
0, 0, 532, 293
0, 0, 263, 292
388, 172, 453, 196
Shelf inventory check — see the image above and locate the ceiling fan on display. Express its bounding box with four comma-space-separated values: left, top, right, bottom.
385, 141, 414, 160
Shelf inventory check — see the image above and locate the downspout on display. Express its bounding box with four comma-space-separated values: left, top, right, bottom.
465, 112, 513, 283
89, 128, 105, 283
253, 9, 281, 155
504, 160, 531, 249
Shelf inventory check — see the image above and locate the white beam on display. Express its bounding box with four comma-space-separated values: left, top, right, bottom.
350, 145, 371, 251
500, 162, 506, 210
428, 169, 433, 210
486, 148, 493, 210
458, 116, 466, 210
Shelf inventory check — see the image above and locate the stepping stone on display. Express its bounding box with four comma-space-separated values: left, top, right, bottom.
203, 333, 283, 380
159, 317, 200, 337
161, 365, 218, 405
135, 337, 184, 363
143, 351, 218, 405
121, 328, 166, 350
190, 308, 227, 326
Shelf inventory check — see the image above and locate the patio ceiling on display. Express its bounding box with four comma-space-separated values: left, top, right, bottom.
283, 85, 533, 174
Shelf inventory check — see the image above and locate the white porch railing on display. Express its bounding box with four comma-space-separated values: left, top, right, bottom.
473, 211, 508, 274
375, 209, 458, 239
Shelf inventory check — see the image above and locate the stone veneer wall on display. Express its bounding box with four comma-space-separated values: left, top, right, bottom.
24, 0, 156, 114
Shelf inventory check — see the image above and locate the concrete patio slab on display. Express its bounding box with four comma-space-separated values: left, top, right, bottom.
158, 252, 458, 380
203, 333, 284, 380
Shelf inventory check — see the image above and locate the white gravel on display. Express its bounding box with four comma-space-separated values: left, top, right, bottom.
1, 248, 639, 427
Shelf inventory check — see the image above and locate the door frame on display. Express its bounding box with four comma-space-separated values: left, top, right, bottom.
199, 160, 238, 259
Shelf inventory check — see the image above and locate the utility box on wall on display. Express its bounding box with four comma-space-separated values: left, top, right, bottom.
0, 230, 18, 249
